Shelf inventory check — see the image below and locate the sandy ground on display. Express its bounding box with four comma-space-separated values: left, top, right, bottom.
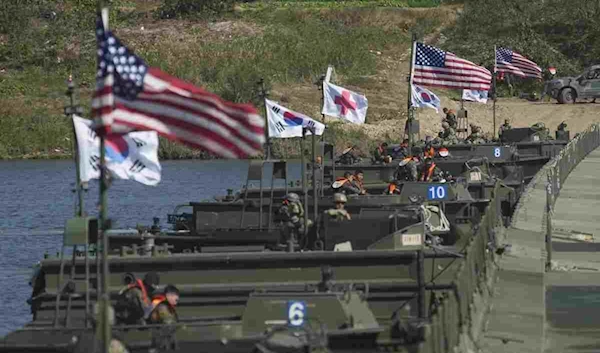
269, 4, 600, 144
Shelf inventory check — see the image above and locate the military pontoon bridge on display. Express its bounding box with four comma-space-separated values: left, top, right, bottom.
1, 124, 599, 353
480, 123, 600, 353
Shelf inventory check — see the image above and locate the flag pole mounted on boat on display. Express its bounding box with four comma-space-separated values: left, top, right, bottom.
64, 75, 85, 217
493, 45, 497, 138
258, 78, 271, 160
406, 33, 417, 156
97, 4, 112, 353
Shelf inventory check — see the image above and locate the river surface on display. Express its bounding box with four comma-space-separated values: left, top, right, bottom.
0, 159, 301, 337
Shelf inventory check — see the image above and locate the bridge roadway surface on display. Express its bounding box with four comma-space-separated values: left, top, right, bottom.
480, 147, 600, 353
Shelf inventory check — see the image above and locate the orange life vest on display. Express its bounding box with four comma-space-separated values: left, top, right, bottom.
420, 163, 437, 182
147, 294, 177, 323
332, 177, 349, 189
425, 147, 435, 158
127, 279, 150, 306
387, 183, 396, 195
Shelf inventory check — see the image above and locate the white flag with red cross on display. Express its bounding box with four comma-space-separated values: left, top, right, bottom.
322, 81, 368, 125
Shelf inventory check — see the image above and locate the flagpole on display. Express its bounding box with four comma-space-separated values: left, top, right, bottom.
407, 33, 417, 156
493, 45, 497, 139
258, 78, 270, 160
98, 5, 112, 353
319, 73, 326, 142
64, 75, 84, 217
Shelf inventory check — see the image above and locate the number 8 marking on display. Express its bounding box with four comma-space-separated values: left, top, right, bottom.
494, 147, 501, 158
288, 301, 305, 326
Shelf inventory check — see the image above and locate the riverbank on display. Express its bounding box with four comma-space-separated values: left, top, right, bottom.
0, 0, 452, 160
4, 0, 600, 161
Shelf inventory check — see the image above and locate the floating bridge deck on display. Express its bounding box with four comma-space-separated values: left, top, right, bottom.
481, 132, 600, 353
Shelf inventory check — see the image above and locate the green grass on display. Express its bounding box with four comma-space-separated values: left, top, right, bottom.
0, 0, 442, 159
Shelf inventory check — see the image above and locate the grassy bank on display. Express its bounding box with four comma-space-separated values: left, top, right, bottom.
0, 0, 445, 159
443, 0, 600, 76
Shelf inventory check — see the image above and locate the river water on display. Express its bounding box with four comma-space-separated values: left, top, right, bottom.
0, 159, 301, 337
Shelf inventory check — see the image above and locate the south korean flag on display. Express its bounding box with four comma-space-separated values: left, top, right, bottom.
73, 115, 161, 186
266, 99, 325, 138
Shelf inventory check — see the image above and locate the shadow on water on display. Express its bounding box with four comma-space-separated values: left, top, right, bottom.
0, 159, 301, 337
546, 286, 600, 329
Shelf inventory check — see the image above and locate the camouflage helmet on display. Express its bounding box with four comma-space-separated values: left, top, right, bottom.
532, 122, 545, 130
333, 193, 347, 203
442, 122, 449, 129
285, 192, 300, 203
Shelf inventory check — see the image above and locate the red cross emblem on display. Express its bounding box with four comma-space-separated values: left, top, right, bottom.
334, 90, 357, 116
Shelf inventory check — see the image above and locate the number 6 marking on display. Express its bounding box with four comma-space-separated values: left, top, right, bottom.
288, 301, 305, 326
494, 147, 501, 158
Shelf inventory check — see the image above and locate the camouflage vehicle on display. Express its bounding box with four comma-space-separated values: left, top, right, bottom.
548, 65, 600, 104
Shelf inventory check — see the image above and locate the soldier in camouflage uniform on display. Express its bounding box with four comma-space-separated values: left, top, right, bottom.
531, 122, 553, 141
498, 119, 512, 137
325, 193, 351, 221
442, 108, 458, 129
440, 122, 459, 146
394, 156, 420, 182
373, 142, 390, 164
147, 285, 180, 325
557, 121, 567, 131
115, 272, 160, 325
418, 157, 445, 182
465, 125, 486, 144
276, 193, 312, 242
338, 146, 359, 165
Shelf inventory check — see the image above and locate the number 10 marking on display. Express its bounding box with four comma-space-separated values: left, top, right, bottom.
427, 185, 446, 200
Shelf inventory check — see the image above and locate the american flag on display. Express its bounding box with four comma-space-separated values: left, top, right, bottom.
92, 17, 265, 159
495, 47, 542, 79
412, 42, 491, 91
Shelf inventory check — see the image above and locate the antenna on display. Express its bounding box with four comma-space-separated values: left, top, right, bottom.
64, 75, 85, 217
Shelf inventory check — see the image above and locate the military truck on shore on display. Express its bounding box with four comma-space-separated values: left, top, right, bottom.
548, 65, 600, 104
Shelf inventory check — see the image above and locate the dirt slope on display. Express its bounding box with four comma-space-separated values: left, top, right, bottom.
270, 4, 600, 144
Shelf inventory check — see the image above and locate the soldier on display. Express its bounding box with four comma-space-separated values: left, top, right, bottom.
531, 122, 552, 141
276, 193, 310, 238
394, 156, 420, 182
147, 284, 180, 325
373, 142, 390, 163
338, 146, 359, 165
352, 169, 367, 195
498, 119, 512, 137
325, 193, 352, 221
419, 156, 445, 182
442, 108, 457, 129
465, 125, 486, 144
332, 172, 362, 195
115, 272, 160, 325
391, 139, 409, 159
557, 121, 567, 131
440, 122, 458, 146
